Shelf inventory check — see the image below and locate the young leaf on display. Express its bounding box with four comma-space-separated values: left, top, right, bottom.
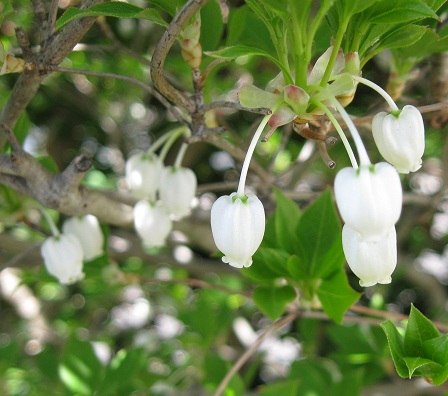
59, 336, 104, 396
423, 336, 448, 366
295, 190, 344, 279
205, 45, 289, 77
253, 285, 296, 320
376, 25, 427, 51
402, 357, 448, 385
258, 380, 301, 396
56, 2, 168, 30
404, 304, 440, 357
316, 269, 360, 323
368, 0, 438, 24
244, 247, 292, 282
273, 188, 301, 254
380, 320, 409, 378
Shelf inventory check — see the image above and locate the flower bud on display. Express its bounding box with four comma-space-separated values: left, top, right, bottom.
125, 152, 161, 201
134, 200, 172, 248
62, 215, 104, 261
41, 234, 85, 284
159, 166, 197, 219
0, 43, 26, 75
342, 225, 397, 287
334, 162, 402, 237
211, 193, 265, 268
372, 105, 425, 174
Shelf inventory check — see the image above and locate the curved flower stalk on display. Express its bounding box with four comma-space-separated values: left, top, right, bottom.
134, 200, 172, 248
62, 215, 104, 261
331, 101, 402, 286
210, 114, 273, 268
125, 152, 161, 201
342, 225, 397, 287
41, 234, 85, 285
372, 105, 425, 173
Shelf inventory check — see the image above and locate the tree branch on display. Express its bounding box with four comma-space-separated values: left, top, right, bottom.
150, 0, 208, 113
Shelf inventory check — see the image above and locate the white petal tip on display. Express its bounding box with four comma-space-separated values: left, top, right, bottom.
222, 256, 252, 268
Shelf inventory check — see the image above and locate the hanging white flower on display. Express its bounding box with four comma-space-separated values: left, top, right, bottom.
41, 234, 85, 285
62, 215, 104, 261
134, 200, 172, 248
372, 105, 425, 174
211, 193, 265, 268
125, 152, 161, 201
159, 166, 197, 218
334, 162, 402, 237
342, 224, 397, 287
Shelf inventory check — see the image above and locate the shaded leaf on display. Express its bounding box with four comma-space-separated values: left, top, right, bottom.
253, 285, 296, 320
380, 320, 408, 378
317, 270, 360, 323
56, 2, 168, 30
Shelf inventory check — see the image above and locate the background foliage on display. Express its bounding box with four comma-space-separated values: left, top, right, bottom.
1, 0, 448, 395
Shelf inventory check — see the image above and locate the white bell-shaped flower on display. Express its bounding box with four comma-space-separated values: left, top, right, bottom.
211, 193, 265, 268
62, 215, 104, 261
125, 152, 161, 201
342, 224, 397, 287
41, 234, 85, 285
372, 105, 425, 174
159, 166, 197, 218
334, 162, 402, 237
134, 200, 172, 247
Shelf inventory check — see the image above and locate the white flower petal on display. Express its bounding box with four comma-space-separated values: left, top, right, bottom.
342, 225, 397, 287
41, 234, 85, 285
63, 215, 104, 261
335, 163, 402, 237
211, 193, 265, 268
125, 152, 161, 200
134, 200, 172, 247
372, 105, 425, 174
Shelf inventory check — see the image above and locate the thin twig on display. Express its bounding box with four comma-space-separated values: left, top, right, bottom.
213, 311, 299, 396
150, 0, 209, 112
43, 65, 189, 127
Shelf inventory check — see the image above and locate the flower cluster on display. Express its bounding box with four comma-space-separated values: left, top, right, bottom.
41, 214, 104, 285
210, 46, 425, 287
125, 128, 197, 249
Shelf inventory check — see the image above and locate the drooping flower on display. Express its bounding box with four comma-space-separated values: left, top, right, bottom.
133, 200, 172, 248
125, 152, 161, 201
372, 105, 425, 174
41, 234, 85, 285
159, 166, 197, 218
334, 162, 402, 238
342, 225, 397, 287
211, 193, 265, 268
62, 215, 104, 261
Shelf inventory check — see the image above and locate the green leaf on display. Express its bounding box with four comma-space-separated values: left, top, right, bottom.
380, 321, 409, 378
59, 336, 104, 396
200, 0, 224, 51
149, 0, 184, 16
402, 357, 448, 384
422, 0, 447, 11
295, 190, 344, 279
253, 285, 296, 320
56, 2, 168, 30
258, 379, 301, 396
377, 24, 427, 51
205, 45, 290, 77
317, 270, 360, 323
100, 348, 148, 394
404, 305, 440, 357
273, 188, 301, 254
423, 336, 448, 365
0, 0, 14, 26
286, 255, 308, 281
369, 0, 438, 24
243, 247, 292, 282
